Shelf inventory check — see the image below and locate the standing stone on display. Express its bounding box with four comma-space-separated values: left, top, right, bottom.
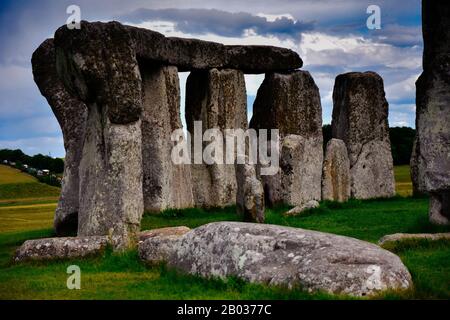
185, 69, 247, 208
332, 71, 395, 199
141, 65, 194, 212
322, 139, 351, 202
250, 71, 323, 206
54, 21, 144, 248
31, 39, 87, 236
236, 162, 265, 223
412, 1, 450, 225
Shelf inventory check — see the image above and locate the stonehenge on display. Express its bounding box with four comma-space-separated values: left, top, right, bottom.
411, 1, 450, 225
331, 71, 395, 200
31, 20, 407, 248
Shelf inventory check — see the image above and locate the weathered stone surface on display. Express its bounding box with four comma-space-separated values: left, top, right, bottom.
250, 71, 322, 138
250, 71, 323, 207
139, 226, 191, 242
32, 39, 87, 236
260, 134, 323, 207
236, 162, 265, 223
139, 222, 412, 296
412, 1, 450, 224
284, 200, 320, 216
141, 65, 194, 212
332, 71, 395, 199
378, 232, 450, 246
54, 21, 144, 248
126, 24, 302, 73
14, 236, 109, 262
322, 139, 351, 202
186, 69, 248, 208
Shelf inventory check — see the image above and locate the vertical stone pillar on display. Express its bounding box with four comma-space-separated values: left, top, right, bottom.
332, 71, 395, 200
250, 70, 323, 206
141, 65, 194, 212
185, 69, 248, 208
411, 1, 450, 225
54, 22, 144, 248
32, 39, 87, 236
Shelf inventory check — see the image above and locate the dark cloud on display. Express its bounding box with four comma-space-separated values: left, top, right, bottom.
119, 8, 314, 39
370, 24, 422, 47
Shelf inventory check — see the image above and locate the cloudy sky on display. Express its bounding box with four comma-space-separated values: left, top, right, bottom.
0, 0, 422, 157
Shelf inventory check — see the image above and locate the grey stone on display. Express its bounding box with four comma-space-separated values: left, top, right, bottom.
378, 232, 450, 246
31, 39, 87, 236
141, 65, 194, 212
54, 21, 145, 248
284, 200, 320, 216
139, 222, 412, 297
332, 71, 395, 199
412, 1, 450, 224
236, 162, 265, 223
250, 71, 323, 207
14, 236, 109, 262
185, 69, 248, 208
322, 139, 351, 202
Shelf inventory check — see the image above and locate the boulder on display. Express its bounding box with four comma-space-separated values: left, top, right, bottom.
412, 1, 450, 224
31, 39, 87, 236
378, 232, 450, 246
185, 69, 248, 208
322, 139, 351, 202
14, 236, 109, 262
141, 65, 194, 212
332, 71, 395, 199
55, 21, 144, 249
284, 200, 320, 216
139, 222, 412, 297
250, 71, 323, 206
236, 162, 265, 223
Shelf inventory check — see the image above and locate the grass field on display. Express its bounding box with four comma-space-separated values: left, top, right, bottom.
0, 164, 449, 299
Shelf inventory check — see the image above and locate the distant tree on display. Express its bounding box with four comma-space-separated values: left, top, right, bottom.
322, 124, 332, 151
0, 149, 65, 173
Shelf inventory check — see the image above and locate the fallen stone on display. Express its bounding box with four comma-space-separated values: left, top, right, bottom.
284, 200, 320, 216
412, 1, 450, 224
236, 162, 265, 223
32, 39, 87, 236
139, 222, 412, 297
322, 139, 351, 202
141, 65, 194, 212
139, 226, 191, 242
378, 232, 450, 246
185, 69, 248, 208
14, 236, 109, 262
332, 71, 395, 199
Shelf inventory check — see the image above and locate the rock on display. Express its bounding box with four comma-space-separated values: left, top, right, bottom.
378, 232, 450, 246
185, 69, 248, 208
141, 65, 194, 212
412, 1, 450, 224
139, 222, 412, 296
31, 39, 87, 236
226, 45, 303, 73
322, 139, 351, 202
250, 71, 323, 206
236, 162, 265, 223
139, 226, 191, 242
126, 24, 302, 73
14, 236, 109, 262
284, 200, 320, 216
332, 71, 395, 199
54, 21, 145, 248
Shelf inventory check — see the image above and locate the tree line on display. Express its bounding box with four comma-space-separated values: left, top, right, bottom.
0, 149, 64, 173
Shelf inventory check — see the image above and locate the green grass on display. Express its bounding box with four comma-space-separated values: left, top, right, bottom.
394, 165, 413, 197
0, 165, 449, 299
